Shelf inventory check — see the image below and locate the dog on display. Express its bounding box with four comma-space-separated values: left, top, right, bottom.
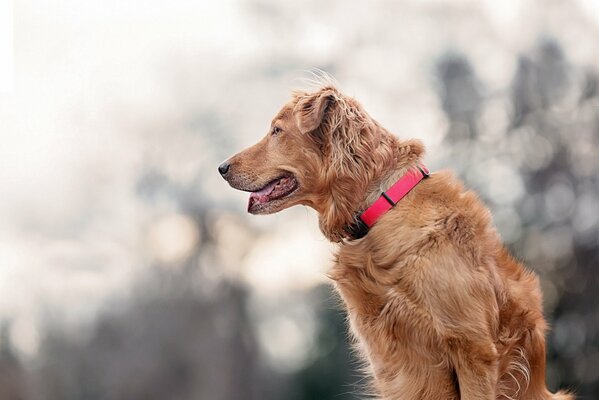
219, 84, 573, 399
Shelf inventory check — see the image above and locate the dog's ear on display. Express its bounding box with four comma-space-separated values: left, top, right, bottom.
293, 89, 336, 134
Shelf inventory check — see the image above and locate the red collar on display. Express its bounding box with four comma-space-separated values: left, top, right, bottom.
345, 165, 430, 239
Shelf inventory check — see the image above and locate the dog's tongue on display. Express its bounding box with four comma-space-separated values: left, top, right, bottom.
247, 177, 296, 211
248, 180, 278, 211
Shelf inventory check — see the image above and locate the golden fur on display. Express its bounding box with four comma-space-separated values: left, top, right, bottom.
221, 85, 573, 399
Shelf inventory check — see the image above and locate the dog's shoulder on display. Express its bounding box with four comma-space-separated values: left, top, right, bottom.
336, 168, 500, 274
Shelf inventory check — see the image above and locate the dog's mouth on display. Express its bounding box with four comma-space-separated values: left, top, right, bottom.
247, 174, 299, 213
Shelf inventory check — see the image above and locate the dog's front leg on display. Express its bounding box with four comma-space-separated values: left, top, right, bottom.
448, 338, 499, 400
422, 246, 501, 399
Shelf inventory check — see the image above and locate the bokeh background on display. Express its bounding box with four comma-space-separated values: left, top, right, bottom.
1, 0, 598, 399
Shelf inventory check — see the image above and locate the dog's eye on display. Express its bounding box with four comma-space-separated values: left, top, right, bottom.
272, 126, 282, 136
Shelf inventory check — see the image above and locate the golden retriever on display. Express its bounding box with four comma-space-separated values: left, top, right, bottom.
219, 85, 573, 400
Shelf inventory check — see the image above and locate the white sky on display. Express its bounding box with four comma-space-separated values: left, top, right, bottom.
0, 0, 14, 92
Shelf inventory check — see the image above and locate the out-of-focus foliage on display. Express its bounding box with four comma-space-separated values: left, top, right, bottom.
1, 1, 598, 399
32, 279, 280, 400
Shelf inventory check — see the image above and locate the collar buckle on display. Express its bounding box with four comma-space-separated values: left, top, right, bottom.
345, 217, 369, 240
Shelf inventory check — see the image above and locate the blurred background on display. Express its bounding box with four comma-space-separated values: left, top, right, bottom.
1, 0, 598, 398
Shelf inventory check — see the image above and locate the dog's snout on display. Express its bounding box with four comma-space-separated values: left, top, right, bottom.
218, 161, 230, 177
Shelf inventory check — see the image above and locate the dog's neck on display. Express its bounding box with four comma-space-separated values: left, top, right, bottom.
318, 135, 425, 242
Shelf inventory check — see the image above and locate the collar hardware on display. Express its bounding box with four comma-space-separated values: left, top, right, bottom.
381, 191, 396, 206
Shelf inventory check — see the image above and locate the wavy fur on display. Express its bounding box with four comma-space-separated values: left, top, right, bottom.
221, 84, 574, 399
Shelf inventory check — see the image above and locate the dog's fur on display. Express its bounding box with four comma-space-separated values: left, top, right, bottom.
221, 85, 573, 399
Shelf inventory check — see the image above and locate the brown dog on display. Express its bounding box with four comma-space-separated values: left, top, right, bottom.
219, 85, 573, 400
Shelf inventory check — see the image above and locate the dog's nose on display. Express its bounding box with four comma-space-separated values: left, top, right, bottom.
218, 161, 230, 177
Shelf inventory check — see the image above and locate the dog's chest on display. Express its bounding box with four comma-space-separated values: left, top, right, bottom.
331, 236, 439, 365
331, 250, 404, 354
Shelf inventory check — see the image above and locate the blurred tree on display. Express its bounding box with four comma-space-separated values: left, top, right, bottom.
32, 275, 285, 400
436, 52, 484, 141
0, 322, 26, 400
292, 286, 361, 400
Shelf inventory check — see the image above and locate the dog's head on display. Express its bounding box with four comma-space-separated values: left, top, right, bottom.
219, 86, 350, 215
219, 85, 423, 241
